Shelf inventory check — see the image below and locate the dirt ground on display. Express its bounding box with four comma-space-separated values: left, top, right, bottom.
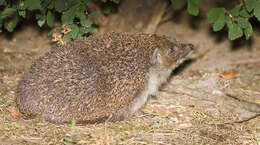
0, 1, 260, 145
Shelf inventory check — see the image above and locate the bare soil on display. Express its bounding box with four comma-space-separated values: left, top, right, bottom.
0, 1, 259, 144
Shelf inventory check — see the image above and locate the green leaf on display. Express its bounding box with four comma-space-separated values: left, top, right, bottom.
19, 1, 26, 9
244, 22, 253, 40
36, 12, 46, 27
37, 19, 45, 27
55, 0, 78, 12
213, 12, 225, 31
69, 24, 79, 38
83, 0, 91, 5
187, 0, 199, 16
42, 0, 52, 8
67, 0, 78, 6
78, 26, 92, 35
80, 17, 92, 27
230, 5, 241, 16
237, 17, 250, 28
196, 0, 203, 4
4, 13, 19, 32
24, 0, 42, 10
0, 8, 16, 19
48, 29, 54, 37
78, 27, 86, 35
18, 1, 26, 18
102, 4, 117, 15
245, 0, 256, 12
170, 0, 181, 10
103, 7, 111, 15
227, 23, 243, 40
87, 27, 98, 34
74, 3, 86, 15
225, 15, 232, 23
80, 27, 97, 35
76, 35, 84, 40
75, 10, 92, 27
47, 0, 55, 9
239, 9, 251, 17
18, 10, 26, 18
63, 24, 80, 41
47, 10, 54, 27
61, 9, 76, 24
112, 0, 120, 4
55, 0, 66, 11
61, 3, 83, 24
89, 12, 101, 18
207, 8, 226, 23
254, 2, 260, 21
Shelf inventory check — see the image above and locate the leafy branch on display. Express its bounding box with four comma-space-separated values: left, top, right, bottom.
0, 0, 114, 42
171, 0, 260, 40
0, 0, 259, 41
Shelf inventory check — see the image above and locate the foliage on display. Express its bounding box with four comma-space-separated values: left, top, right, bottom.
101, 0, 118, 15
0, 0, 259, 41
0, 0, 112, 41
171, 0, 260, 40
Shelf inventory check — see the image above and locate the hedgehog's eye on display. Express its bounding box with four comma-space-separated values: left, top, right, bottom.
169, 47, 175, 53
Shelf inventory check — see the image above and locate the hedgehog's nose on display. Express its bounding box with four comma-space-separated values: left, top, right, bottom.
181, 43, 194, 58
187, 43, 194, 50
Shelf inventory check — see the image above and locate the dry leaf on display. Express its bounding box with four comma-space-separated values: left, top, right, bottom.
145, 105, 167, 116
9, 108, 21, 118
178, 123, 192, 129
220, 71, 238, 79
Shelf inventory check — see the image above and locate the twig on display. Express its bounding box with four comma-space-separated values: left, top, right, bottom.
145, 1, 168, 33
210, 113, 260, 125
230, 58, 260, 65
209, 93, 260, 125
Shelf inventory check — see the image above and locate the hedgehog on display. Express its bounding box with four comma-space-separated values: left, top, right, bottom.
16, 32, 193, 124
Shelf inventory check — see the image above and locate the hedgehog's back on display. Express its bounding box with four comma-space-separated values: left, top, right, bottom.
16, 32, 161, 123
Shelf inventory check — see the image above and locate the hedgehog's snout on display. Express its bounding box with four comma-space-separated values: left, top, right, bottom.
180, 43, 193, 58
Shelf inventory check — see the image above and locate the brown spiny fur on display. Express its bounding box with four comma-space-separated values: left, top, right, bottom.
16, 32, 193, 124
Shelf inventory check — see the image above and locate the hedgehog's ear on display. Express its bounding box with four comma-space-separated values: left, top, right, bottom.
152, 48, 163, 65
